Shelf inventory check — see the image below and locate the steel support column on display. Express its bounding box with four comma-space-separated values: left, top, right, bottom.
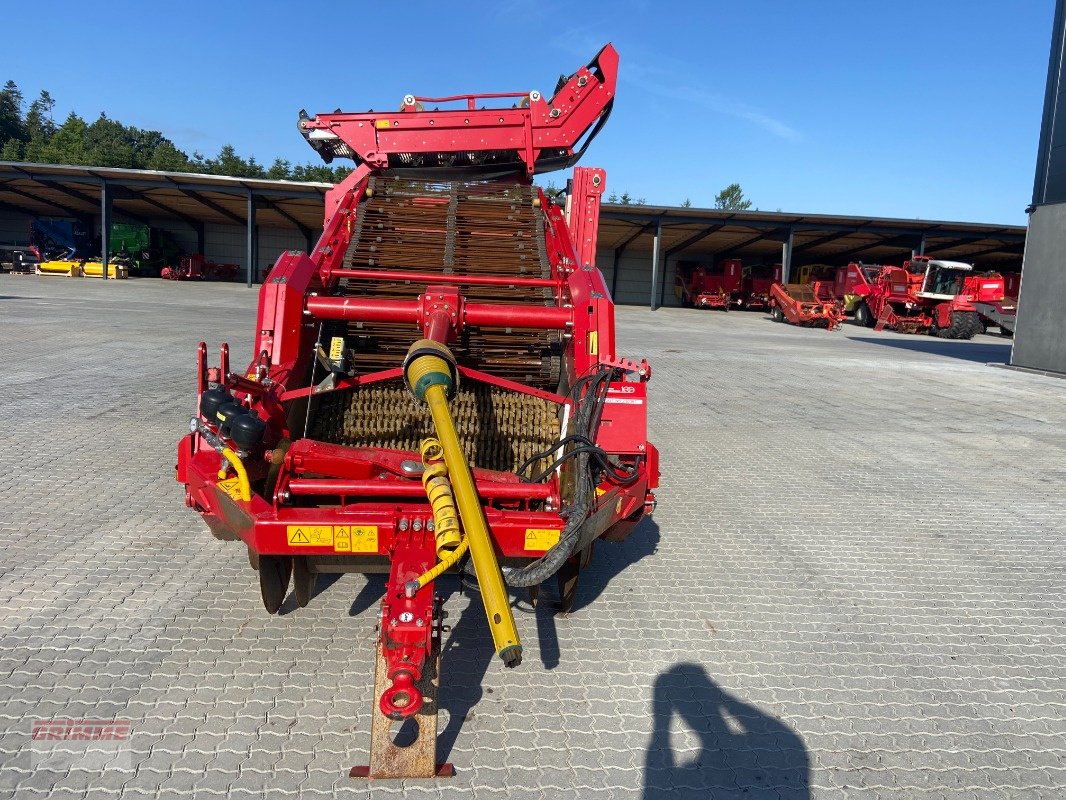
649, 217, 662, 311
100, 181, 111, 281
781, 225, 795, 284
246, 192, 257, 287
611, 247, 622, 298
918, 233, 926, 256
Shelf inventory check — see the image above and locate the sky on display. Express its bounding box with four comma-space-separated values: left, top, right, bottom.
2, 0, 1056, 225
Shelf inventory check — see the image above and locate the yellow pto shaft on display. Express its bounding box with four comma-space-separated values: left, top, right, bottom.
404, 340, 522, 667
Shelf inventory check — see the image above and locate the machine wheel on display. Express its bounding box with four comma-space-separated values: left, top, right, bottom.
854, 301, 873, 328
292, 556, 315, 608
557, 557, 580, 614
247, 545, 260, 571
936, 311, 977, 340
557, 541, 595, 614
771, 306, 784, 323
259, 555, 292, 614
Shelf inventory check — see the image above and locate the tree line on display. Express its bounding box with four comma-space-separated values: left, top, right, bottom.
0, 81, 352, 183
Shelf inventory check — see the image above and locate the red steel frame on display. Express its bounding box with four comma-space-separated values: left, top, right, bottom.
174, 42, 658, 775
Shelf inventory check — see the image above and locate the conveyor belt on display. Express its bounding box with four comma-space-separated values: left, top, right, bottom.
310, 178, 567, 474
338, 177, 563, 388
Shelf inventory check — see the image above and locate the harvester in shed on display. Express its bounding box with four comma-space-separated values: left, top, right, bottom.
174, 44, 658, 779
675, 258, 744, 309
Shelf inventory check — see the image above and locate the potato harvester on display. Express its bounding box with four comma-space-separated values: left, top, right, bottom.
174, 43, 658, 778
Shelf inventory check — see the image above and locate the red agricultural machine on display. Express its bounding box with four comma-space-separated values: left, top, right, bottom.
769, 280, 846, 330
675, 258, 743, 309
831, 262, 887, 313
161, 254, 240, 281
851, 256, 1004, 339
740, 262, 781, 310
174, 44, 658, 779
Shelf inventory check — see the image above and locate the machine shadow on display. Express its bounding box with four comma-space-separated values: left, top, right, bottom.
572, 517, 660, 612
279, 571, 343, 615
434, 575, 500, 763
643, 664, 810, 800
849, 335, 1012, 364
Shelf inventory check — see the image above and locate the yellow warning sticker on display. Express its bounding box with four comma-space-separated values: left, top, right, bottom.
217, 478, 244, 501
286, 525, 334, 547
587, 330, 598, 356
333, 526, 352, 553
350, 526, 379, 553
524, 528, 561, 551
329, 336, 344, 362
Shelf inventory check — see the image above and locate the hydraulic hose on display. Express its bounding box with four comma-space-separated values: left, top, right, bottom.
404, 437, 467, 597
403, 340, 522, 667
217, 447, 251, 502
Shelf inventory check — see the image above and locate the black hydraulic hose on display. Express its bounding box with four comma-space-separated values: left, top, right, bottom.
504, 366, 618, 588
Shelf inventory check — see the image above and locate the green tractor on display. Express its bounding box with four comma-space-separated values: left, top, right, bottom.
109, 223, 183, 277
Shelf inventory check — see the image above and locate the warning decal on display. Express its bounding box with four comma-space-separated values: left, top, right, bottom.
524, 528, 561, 551
350, 526, 379, 553
217, 478, 244, 501
286, 525, 334, 547
283, 525, 379, 552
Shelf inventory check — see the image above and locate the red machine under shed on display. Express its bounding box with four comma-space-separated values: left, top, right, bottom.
675, 258, 743, 309
174, 44, 658, 779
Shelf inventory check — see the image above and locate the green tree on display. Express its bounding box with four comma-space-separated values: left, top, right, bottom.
1, 138, 22, 160
0, 80, 25, 148
85, 113, 134, 167
147, 140, 192, 172
266, 157, 292, 180
41, 111, 87, 164
680, 198, 692, 208
714, 183, 752, 211
22, 90, 56, 161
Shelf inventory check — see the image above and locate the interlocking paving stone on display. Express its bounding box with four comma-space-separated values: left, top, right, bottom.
0, 276, 1063, 798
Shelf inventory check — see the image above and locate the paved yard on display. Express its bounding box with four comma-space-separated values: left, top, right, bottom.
0, 276, 1063, 799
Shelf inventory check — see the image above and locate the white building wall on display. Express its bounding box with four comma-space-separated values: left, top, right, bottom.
596, 250, 681, 307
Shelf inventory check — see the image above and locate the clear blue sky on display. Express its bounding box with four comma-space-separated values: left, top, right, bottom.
3, 0, 1055, 224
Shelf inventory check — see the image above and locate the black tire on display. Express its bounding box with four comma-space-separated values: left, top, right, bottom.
557, 557, 580, 614
259, 555, 292, 614
854, 301, 874, 328
935, 311, 977, 340
771, 306, 784, 323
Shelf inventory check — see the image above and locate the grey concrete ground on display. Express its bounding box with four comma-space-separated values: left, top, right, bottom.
0, 275, 1063, 799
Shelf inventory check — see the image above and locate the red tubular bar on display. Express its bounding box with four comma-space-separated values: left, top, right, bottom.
329, 268, 558, 289
306, 296, 572, 330
286, 479, 554, 500
306, 297, 421, 324
463, 304, 571, 329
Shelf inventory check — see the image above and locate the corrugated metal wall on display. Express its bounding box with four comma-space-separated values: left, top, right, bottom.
596, 250, 680, 307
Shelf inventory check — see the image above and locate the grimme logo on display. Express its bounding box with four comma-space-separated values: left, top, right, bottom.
30, 719, 133, 770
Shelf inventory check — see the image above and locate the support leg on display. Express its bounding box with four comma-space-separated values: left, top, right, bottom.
350, 638, 454, 779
